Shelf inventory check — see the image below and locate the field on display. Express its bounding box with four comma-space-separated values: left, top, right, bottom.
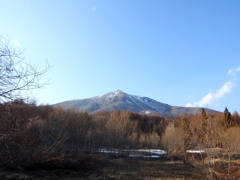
0, 154, 205, 180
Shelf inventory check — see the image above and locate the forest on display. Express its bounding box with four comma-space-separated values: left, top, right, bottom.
1, 100, 240, 179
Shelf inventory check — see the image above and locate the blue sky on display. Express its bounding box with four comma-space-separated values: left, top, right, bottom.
1, 0, 240, 113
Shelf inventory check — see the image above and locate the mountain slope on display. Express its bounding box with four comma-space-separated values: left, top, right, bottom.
54, 90, 218, 117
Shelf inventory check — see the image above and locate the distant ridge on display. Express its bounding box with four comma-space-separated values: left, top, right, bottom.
53, 90, 218, 117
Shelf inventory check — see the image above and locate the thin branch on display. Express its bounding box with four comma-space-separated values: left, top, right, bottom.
0, 36, 50, 102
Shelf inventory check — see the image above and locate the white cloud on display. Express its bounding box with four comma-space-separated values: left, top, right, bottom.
215, 81, 233, 98
228, 67, 240, 80
13, 40, 21, 47
186, 81, 234, 107
185, 103, 192, 107
186, 67, 240, 108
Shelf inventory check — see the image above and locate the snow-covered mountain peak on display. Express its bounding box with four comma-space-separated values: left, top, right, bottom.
111, 89, 123, 95
97, 90, 125, 102
103, 89, 123, 97
54, 90, 218, 117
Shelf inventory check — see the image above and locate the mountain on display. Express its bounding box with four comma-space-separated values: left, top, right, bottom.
53, 90, 218, 117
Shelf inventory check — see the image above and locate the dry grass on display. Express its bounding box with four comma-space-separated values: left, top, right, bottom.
95, 155, 204, 179
0, 154, 206, 180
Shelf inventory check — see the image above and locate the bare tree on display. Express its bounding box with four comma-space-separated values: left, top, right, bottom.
222, 126, 240, 179
161, 122, 183, 156
181, 115, 192, 163
0, 36, 49, 102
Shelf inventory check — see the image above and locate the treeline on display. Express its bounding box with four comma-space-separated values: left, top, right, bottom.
161, 108, 240, 155
161, 108, 240, 179
162, 108, 240, 157
1, 100, 240, 175
0, 100, 165, 170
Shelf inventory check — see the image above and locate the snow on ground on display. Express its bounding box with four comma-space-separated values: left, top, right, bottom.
145, 111, 150, 114
186, 150, 205, 153
96, 149, 167, 158
126, 99, 134, 105
97, 149, 120, 154
129, 155, 160, 158
132, 149, 167, 155
97, 148, 207, 157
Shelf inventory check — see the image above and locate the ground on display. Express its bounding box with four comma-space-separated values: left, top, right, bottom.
0, 155, 205, 180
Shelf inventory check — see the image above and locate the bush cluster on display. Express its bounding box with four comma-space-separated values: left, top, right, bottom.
0, 100, 165, 170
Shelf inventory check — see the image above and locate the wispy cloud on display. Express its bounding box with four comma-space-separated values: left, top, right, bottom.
228, 67, 240, 80
186, 81, 234, 107
13, 40, 21, 47
186, 67, 240, 108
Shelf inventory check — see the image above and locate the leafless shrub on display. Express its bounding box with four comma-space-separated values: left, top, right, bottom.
161, 123, 183, 156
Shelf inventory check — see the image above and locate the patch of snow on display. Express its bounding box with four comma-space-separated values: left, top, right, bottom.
187, 150, 205, 153
134, 95, 143, 101
109, 90, 122, 98
126, 100, 133, 105
97, 149, 119, 154
143, 155, 160, 158
134, 149, 167, 155
128, 154, 160, 158
130, 95, 164, 112
95, 149, 167, 158
143, 98, 148, 103
113, 90, 121, 95
92, 96, 100, 100
100, 90, 123, 102
145, 111, 150, 114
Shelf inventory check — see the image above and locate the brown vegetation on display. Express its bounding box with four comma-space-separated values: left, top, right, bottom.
1, 100, 240, 179
0, 101, 165, 170
162, 108, 240, 179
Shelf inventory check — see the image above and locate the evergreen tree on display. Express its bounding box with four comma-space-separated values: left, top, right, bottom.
223, 107, 232, 129
198, 108, 208, 143
181, 116, 192, 161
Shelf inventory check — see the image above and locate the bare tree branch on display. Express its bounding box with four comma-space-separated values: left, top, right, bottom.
0, 36, 50, 102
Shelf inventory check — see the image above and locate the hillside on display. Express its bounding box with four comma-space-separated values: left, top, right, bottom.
54, 90, 217, 117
